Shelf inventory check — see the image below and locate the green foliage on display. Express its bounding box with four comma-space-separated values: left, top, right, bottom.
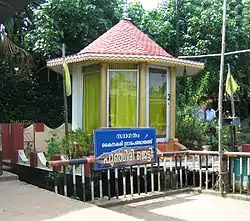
128, 0, 250, 119
176, 103, 233, 151
0, 60, 64, 127
129, 1, 176, 55
2, 0, 250, 131
24, 0, 120, 58
46, 133, 62, 160
1, 0, 120, 126
176, 104, 208, 149
62, 129, 93, 159
203, 133, 218, 151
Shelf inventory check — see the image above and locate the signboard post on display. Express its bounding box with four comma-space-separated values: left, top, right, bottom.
94, 128, 157, 170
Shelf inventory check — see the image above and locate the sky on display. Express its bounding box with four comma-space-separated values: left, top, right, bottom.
129, 0, 161, 10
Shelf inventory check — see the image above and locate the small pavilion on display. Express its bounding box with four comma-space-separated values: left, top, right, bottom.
47, 18, 204, 151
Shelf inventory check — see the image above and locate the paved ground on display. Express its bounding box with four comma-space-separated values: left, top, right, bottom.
1, 179, 250, 221
0, 180, 142, 221
110, 193, 250, 221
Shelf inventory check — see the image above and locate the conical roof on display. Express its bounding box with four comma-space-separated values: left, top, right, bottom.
47, 19, 203, 70
79, 19, 172, 57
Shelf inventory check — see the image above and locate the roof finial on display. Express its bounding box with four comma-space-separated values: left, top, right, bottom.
122, 0, 131, 20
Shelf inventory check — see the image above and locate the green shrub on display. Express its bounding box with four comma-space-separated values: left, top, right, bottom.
46, 133, 62, 160
176, 106, 208, 149
176, 104, 233, 151
62, 129, 93, 159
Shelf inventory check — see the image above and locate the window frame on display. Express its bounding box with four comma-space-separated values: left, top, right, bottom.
106, 64, 139, 128
146, 65, 171, 142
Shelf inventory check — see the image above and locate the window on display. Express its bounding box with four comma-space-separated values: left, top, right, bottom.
108, 64, 138, 127
149, 68, 167, 138
83, 72, 100, 133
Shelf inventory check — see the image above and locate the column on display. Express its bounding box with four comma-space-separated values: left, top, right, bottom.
139, 63, 147, 127
100, 62, 108, 128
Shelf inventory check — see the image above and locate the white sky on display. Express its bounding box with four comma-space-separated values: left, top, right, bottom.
129, 0, 161, 10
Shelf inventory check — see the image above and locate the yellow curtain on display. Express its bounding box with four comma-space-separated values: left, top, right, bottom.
83, 73, 100, 133
149, 72, 166, 138
109, 71, 137, 127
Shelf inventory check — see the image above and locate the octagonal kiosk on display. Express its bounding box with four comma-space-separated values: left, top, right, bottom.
47, 18, 204, 153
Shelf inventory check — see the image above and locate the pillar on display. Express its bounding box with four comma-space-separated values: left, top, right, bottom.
139, 63, 147, 127
100, 62, 108, 128
72, 65, 83, 130
1, 123, 11, 160
170, 67, 176, 139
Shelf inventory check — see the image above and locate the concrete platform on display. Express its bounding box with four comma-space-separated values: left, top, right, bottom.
110, 192, 250, 221
0, 171, 18, 182
1, 179, 250, 221
0, 180, 143, 221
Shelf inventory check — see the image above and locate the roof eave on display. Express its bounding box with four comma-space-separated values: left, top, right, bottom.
47, 53, 204, 74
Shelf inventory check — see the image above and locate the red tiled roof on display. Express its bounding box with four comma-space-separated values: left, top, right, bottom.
47, 19, 204, 70
78, 19, 173, 58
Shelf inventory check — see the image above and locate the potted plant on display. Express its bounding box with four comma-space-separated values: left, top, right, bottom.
46, 133, 62, 160
46, 133, 62, 170
62, 129, 94, 176
62, 129, 93, 158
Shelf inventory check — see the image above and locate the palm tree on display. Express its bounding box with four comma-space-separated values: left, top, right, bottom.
0, 0, 41, 176
0, 0, 39, 68
0, 24, 31, 63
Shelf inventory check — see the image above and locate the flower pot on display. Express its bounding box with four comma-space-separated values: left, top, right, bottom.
242, 144, 250, 152
52, 154, 62, 171
82, 155, 94, 177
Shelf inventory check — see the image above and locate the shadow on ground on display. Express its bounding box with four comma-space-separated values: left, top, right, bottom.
0, 180, 143, 221
109, 193, 197, 221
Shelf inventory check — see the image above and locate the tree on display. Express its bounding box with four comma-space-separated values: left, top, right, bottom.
128, 0, 250, 118
24, 0, 120, 58
0, 0, 121, 126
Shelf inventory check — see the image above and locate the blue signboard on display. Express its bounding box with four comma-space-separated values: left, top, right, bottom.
94, 128, 157, 170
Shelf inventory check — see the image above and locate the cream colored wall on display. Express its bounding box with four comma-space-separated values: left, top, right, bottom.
72, 64, 83, 130
23, 123, 72, 153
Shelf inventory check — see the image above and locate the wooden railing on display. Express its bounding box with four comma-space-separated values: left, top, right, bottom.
48, 150, 250, 202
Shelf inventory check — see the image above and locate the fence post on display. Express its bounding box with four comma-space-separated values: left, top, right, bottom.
199, 155, 202, 188
0, 124, 3, 175
53, 168, 58, 194
144, 165, 148, 194
130, 166, 134, 197
81, 164, 86, 201
212, 156, 215, 189
0, 151, 2, 176
123, 168, 126, 198
193, 155, 196, 187
137, 165, 141, 195
240, 157, 243, 194
184, 155, 188, 187
151, 164, 154, 192
179, 157, 183, 189
63, 166, 67, 197
247, 158, 250, 195
205, 155, 208, 190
